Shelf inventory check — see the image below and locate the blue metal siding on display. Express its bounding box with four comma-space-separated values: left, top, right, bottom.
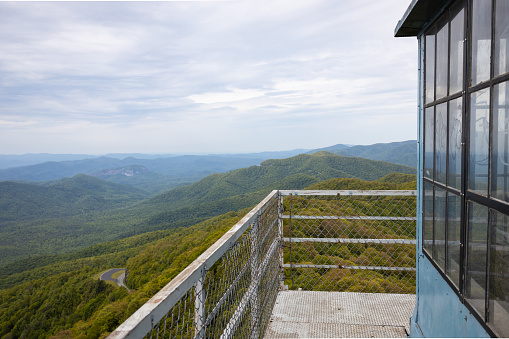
412, 255, 490, 338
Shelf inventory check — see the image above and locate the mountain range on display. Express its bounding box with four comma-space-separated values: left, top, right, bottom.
0, 141, 416, 194
306, 140, 416, 167
0, 141, 417, 338
0, 172, 416, 338
0, 149, 415, 266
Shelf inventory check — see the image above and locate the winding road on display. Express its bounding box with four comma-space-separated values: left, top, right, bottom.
100, 268, 129, 290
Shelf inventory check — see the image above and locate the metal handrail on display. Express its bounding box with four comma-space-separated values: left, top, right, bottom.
108, 191, 279, 339
109, 190, 417, 338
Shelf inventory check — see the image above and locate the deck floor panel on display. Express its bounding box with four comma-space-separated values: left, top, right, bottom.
264, 291, 415, 338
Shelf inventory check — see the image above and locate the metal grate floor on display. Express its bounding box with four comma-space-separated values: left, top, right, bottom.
264, 291, 415, 338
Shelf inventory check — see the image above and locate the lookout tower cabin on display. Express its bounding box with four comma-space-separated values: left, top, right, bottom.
395, 0, 509, 337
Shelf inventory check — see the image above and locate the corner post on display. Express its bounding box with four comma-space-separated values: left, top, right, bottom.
194, 265, 206, 338
250, 214, 260, 339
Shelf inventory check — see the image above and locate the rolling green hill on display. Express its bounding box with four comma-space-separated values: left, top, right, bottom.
307, 172, 416, 190
0, 175, 148, 222
312, 140, 417, 167
0, 152, 415, 266
0, 155, 264, 184
143, 151, 415, 212
0, 174, 416, 338
90, 164, 193, 194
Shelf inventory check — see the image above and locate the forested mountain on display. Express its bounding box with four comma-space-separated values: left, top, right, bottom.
0, 155, 265, 185
0, 152, 415, 266
0, 141, 416, 188
308, 140, 417, 167
306, 143, 351, 153
90, 165, 191, 194
0, 175, 148, 222
0, 174, 415, 338
144, 151, 415, 212
0, 149, 312, 170
0, 153, 101, 169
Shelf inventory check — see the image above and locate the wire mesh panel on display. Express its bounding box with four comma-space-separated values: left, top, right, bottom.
280, 191, 417, 294
110, 190, 416, 339
109, 192, 280, 339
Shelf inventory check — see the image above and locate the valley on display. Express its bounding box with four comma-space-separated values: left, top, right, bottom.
0, 141, 417, 338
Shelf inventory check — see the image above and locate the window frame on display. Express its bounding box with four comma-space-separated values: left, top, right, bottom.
421, 0, 509, 336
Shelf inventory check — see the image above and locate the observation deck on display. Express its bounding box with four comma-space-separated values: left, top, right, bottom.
109, 190, 417, 338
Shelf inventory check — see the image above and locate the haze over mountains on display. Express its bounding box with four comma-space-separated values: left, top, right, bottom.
0, 140, 416, 193
0, 140, 418, 271
0, 144, 416, 266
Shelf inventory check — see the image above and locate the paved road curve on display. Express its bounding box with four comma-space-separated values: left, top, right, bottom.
100, 268, 125, 285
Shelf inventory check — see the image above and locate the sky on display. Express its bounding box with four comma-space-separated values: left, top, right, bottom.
0, 0, 418, 155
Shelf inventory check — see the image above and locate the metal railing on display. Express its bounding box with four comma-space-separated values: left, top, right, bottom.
109, 190, 416, 339
280, 190, 416, 293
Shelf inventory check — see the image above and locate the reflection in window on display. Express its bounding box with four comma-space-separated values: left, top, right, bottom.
448, 98, 462, 189
421, 0, 509, 335
447, 192, 461, 287
469, 88, 490, 195
489, 210, 509, 337
449, 1, 464, 94
424, 182, 434, 254
466, 202, 488, 319
426, 33, 436, 103
472, 0, 492, 85
425, 107, 435, 179
493, 82, 509, 202
435, 103, 447, 184
495, 0, 509, 77
436, 18, 449, 99
434, 187, 446, 269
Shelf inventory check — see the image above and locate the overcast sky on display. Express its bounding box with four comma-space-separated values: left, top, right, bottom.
0, 0, 417, 155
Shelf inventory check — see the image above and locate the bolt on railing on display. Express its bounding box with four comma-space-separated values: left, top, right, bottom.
109, 190, 416, 339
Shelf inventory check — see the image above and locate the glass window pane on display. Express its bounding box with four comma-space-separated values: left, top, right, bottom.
449, 2, 465, 94
426, 32, 436, 103
447, 192, 461, 287
423, 182, 434, 255
469, 88, 490, 195
434, 187, 447, 269
493, 81, 509, 201
466, 202, 488, 319
495, 0, 509, 77
448, 98, 463, 189
471, 0, 492, 86
436, 18, 449, 99
489, 210, 509, 337
425, 107, 435, 179
436, 103, 447, 184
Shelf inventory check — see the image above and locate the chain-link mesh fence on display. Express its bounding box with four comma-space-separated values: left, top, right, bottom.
114, 192, 280, 339
280, 191, 416, 294
111, 190, 417, 339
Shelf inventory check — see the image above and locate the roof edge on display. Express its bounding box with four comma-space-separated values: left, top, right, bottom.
394, 0, 449, 37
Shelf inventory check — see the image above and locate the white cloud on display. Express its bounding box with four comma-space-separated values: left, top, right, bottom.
189, 88, 265, 104
0, 0, 417, 154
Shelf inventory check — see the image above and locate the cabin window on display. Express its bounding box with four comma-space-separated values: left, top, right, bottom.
493, 81, 509, 202
469, 88, 490, 195
421, 0, 509, 336
449, 1, 465, 94
494, 1, 509, 77
446, 191, 461, 287
448, 98, 462, 189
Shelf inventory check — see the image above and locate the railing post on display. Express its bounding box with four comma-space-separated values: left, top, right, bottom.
194, 266, 206, 338
250, 214, 260, 339
278, 191, 286, 290
288, 193, 294, 289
